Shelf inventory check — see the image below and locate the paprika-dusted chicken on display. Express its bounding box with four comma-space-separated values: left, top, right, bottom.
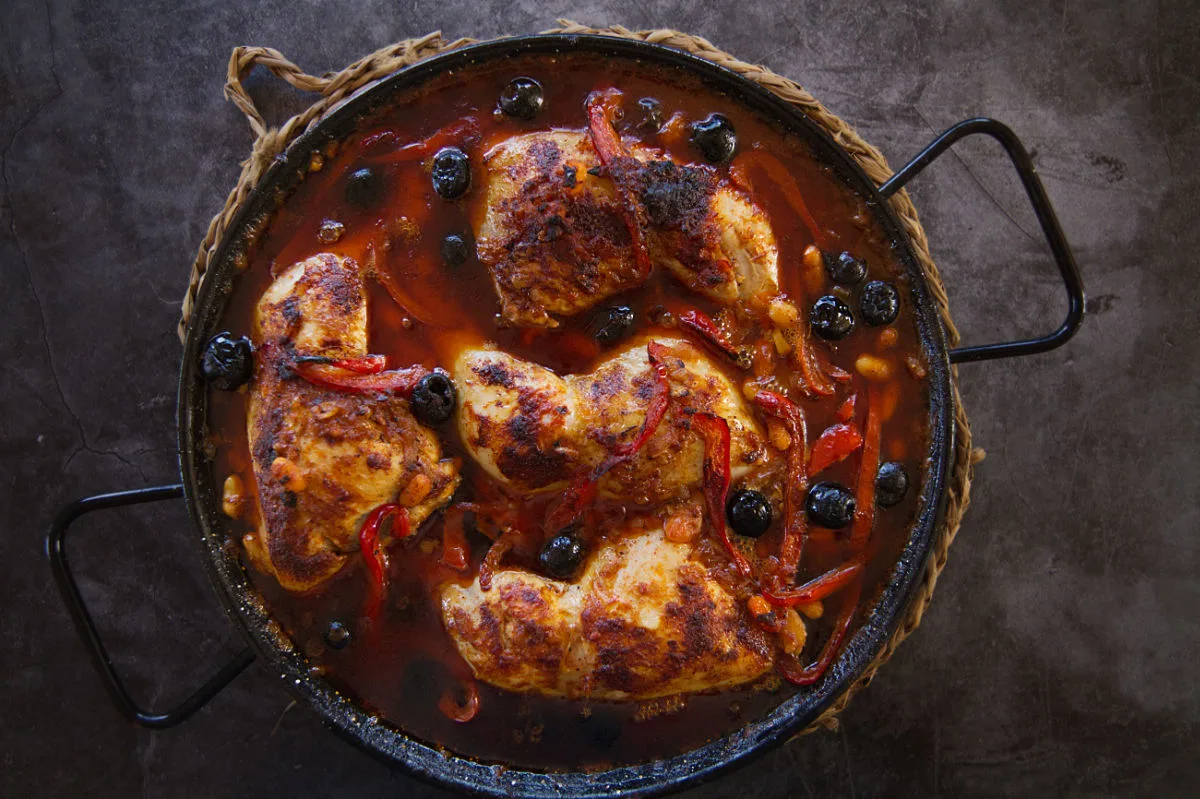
453, 336, 769, 502
476, 130, 778, 327
245, 253, 459, 592
440, 524, 774, 699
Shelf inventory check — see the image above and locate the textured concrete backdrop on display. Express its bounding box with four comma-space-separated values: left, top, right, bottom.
3, 1, 1196, 796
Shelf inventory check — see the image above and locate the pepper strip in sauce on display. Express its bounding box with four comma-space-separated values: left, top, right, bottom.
752, 390, 809, 585
358, 503, 408, 619
585, 88, 654, 278
691, 412, 753, 578
291, 360, 428, 396
677, 308, 746, 366
849, 383, 883, 551
763, 554, 865, 607
729, 149, 826, 249
294, 354, 388, 374
809, 423, 863, 475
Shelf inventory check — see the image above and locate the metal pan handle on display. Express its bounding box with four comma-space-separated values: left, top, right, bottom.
47, 484, 255, 729
879, 118, 1085, 364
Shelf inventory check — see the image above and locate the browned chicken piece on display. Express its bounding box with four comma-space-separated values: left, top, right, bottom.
476, 131, 778, 327
245, 253, 459, 592
453, 336, 768, 503
441, 523, 775, 699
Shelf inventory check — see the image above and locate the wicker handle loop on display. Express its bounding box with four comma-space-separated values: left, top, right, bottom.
224, 46, 334, 138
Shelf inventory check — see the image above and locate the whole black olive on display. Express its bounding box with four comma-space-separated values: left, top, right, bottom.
593, 305, 636, 346
690, 113, 737, 163
726, 488, 773, 538
202, 332, 254, 390
876, 461, 909, 507
344, 167, 384, 208
806, 481, 857, 529
431, 147, 471, 200
538, 534, 586, 579
824, 251, 867, 286
411, 371, 457, 426
440, 232, 471, 268
498, 77, 544, 120
861, 280, 900, 326
636, 97, 664, 131
324, 621, 351, 650
810, 295, 855, 340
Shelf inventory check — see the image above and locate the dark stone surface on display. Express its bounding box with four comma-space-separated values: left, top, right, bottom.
3, 1, 1196, 796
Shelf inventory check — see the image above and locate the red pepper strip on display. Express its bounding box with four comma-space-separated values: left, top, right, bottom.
477, 531, 516, 591
836, 394, 857, 423
777, 576, 862, 686
729, 150, 826, 248
849, 383, 882, 551
585, 89, 653, 278
678, 309, 742, 364
752, 391, 808, 583
438, 680, 480, 723
295, 354, 387, 375
691, 412, 753, 578
440, 510, 470, 572
363, 116, 481, 163
809, 423, 864, 475
793, 321, 838, 398
292, 361, 428, 396
358, 503, 407, 619
543, 342, 672, 533
762, 555, 865, 607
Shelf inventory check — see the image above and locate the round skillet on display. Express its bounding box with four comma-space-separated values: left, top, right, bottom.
49, 33, 1083, 798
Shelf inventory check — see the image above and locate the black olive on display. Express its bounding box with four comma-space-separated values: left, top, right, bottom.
202, 332, 254, 390
593, 305, 636, 346
636, 97, 664, 131
440, 232, 471, 267
876, 462, 909, 507
690, 113, 737, 163
411, 371, 456, 426
726, 488, 773, 538
431, 147, 471, 200
538, 534, 586, 579
498, 77, 544, 120
861, 280, 900, 326
810, 295, 855, 340
344, 167, 384, 208
806, 481, 857, 529
324, 621, 351, 650
823, 251, 867, 286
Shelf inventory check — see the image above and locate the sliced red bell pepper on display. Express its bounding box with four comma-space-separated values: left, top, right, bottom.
678, 309, 744, 365
752, 390, 808, 584
358, 503, 408, 619
543, 342, 672, 534
776, 575, 862, 686
729, 150, 826, 249
292, 360, 428, 396
849, 383, 882, 551
762, 554, 865, 607
440, 510, 470, 573
477, 530, 516, 592
836, 394, 857, 423
691, 412, 753, 578
585, 88, 653, 278
295, 354, 387, 375
362, 116, 481, 163
809, 423, 864, 475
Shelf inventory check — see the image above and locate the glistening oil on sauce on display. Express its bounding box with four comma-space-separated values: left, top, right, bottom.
207, 52, 930, 770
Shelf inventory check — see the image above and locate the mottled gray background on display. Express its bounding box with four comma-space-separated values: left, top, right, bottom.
3, 0, 1196, 796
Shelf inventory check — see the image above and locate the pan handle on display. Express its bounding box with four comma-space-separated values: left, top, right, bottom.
879, 118, 1084, 364
47, 484, 255, 729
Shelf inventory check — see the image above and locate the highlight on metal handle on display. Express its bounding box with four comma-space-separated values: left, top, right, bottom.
47, 484, 255, 729
879, 118, 1085, 364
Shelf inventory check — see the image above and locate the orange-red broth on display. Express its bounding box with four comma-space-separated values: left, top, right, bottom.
207, 53, 930, 770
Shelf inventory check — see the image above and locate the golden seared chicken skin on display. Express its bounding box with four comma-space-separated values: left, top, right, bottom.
476, 130, 778, 327
453, 336, 769, 503
245, 253, 459, 592
441, 524, 774, 699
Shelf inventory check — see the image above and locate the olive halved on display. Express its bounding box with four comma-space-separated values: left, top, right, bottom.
202, 332, 253, 390
806, 481, 857, 529
690, 113, 737, 163
440, 232, 471, 268
431, 147, 471, 200
875, 461, 909, 507
324, 621, 351, 650
498, 77, 544, 120
810, 295, 855, 340
861, 280, 900, 326
344, 167, 384, 208
593, 305, 636, 346
824, 251, 867, 286
411, 371, 457, 426
726, 488, 773, 538
538, 534, 586, 579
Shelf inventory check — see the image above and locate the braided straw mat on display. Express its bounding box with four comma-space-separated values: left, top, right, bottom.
178, 21, 978, 737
